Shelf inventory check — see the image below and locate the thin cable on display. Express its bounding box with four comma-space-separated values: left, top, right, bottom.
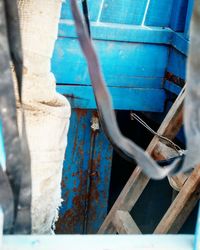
131, 112, 182, 154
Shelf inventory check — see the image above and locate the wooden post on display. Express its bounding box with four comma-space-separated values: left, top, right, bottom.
154, 165, 200, 234
113, 210, 141, 234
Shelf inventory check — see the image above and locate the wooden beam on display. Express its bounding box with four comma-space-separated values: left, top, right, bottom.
98, 88, 185, 234
113, 210, 141, 234
154, 142, 189, 191
154, 165, 200, 234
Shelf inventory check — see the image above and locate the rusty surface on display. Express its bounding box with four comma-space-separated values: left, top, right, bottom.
55, 109, 113, 234
165, 71, 186, 88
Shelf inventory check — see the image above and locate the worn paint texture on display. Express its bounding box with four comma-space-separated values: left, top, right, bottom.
56, 109, 112, 234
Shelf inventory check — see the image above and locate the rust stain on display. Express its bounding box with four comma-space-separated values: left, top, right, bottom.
56, 110, 111, 234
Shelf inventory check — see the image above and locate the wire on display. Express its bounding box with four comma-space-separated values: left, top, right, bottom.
130, 112, 182, 154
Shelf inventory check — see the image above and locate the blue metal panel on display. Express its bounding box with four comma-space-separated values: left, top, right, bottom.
57, 85, 166, 111
58, 22, 173, 44
56, 109, 112, 234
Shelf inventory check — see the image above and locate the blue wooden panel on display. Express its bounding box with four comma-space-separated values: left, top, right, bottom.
164, 81, 182, 95
172, 32, 189, 56
145, 0, 174, 27
56, 110, 112, 234
167, 48, 187, 79
58, 21, 172, 44
164, 47, 187, 95
57, 85, 166, 112
52, 38, 169, 88
60, 0, 103, 22
100, 0, 147, 25
170, 0, 189, 32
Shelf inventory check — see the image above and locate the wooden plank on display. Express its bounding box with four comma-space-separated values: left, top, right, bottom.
58, 21, 173, 44
57, 85, 166, 111
99, 0, 147, 25
153, 142, 188, 192
169, 190, 200, 233
172, 33, 189, 56
168, 173, 189, 192
152, 141, 178, 160
113, 210, 141, 234
170, 0, 189, 32
98, 88, 185, 234
167, 48, 187, 80
52, 38, 169, 87
164, 81, 182, 96
145, 0, 174, 27
2, 235, 194, 250
154, 165, 200, 234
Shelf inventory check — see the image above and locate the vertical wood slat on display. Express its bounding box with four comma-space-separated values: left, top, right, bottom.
98, 88, 185, 234
154, 165, 200, 234
144, 0, 174, 27
170, 0, 189, 32
113, 210, 141, 234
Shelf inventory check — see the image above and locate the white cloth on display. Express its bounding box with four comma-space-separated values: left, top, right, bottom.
17, 0, 71, 233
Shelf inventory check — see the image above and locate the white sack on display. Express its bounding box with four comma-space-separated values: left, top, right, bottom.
17, 0, 71, 234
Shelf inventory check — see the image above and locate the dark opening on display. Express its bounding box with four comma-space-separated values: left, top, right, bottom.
108, 110, 198, 234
